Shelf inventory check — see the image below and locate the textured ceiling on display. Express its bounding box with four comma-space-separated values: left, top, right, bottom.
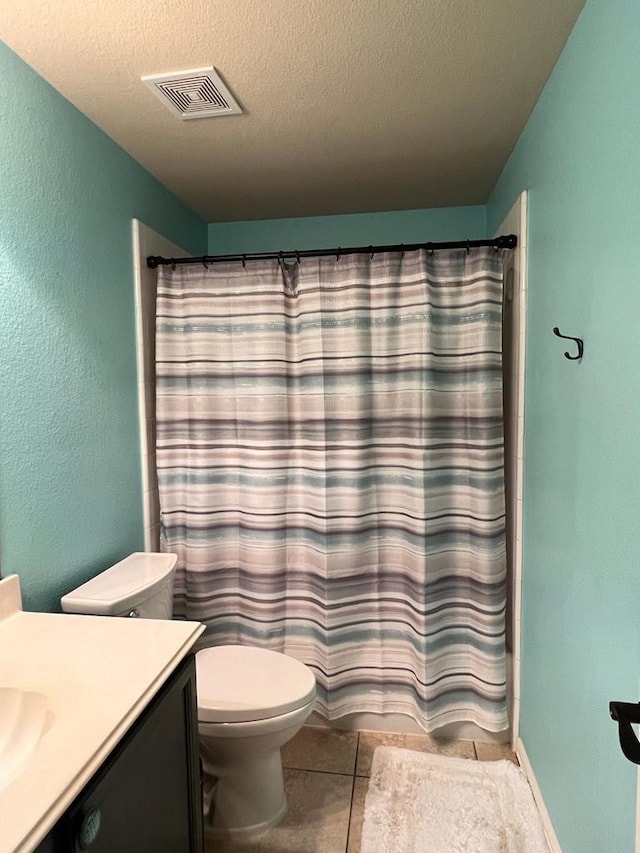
1, 0, 585, 222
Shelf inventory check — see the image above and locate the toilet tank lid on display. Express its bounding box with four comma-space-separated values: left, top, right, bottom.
60, 552, 177, 616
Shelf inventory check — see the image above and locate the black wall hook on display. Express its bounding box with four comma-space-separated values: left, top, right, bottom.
610, 701, 640, 764
553, 327, 584, 361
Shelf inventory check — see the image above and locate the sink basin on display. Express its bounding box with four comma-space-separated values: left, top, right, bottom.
0, 688, 52, 792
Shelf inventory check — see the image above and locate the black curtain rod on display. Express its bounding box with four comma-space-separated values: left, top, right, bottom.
147, 234, 517, 269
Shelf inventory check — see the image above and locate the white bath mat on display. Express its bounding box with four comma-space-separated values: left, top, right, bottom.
361, 747, 549, 853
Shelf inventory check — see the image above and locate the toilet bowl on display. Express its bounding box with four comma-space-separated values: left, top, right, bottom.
197, 645, 316, 836
60, 553, 317, 837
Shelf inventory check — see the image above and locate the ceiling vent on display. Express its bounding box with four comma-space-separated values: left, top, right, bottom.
141, 66, 242, 119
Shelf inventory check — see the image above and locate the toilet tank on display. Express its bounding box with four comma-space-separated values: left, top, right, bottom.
61, 552, 177, 619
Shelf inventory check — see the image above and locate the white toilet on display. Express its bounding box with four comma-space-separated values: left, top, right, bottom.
61, 552, 316, 837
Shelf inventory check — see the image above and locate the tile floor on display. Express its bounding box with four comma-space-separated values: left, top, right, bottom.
204, 726, 517, 853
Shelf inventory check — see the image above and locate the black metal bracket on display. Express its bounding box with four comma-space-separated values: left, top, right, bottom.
553, 327, 584, 361
610, 701, 640, 764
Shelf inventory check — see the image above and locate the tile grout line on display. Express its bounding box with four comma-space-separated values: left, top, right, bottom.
344, 732, 361, 853
343, 770, 357, 853
353, 730, 362, 779
283, 765, 356, 777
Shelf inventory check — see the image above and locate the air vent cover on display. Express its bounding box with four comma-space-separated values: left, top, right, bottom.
142, 66, 242, 119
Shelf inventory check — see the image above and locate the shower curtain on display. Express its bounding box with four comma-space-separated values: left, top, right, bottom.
156, 247, 508, 732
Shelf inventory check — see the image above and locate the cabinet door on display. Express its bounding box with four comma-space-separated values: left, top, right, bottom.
41, 655, 202, 852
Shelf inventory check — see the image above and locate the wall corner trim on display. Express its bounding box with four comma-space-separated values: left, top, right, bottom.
516, 737, 563, 852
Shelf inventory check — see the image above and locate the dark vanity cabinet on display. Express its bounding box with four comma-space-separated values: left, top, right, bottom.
35, 655, 203, 852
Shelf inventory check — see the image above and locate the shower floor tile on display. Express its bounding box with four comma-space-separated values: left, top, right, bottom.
475, 740, 518, 763
282, 725, 358, 775
205, 768, 353, 853
355, 729, 476, 777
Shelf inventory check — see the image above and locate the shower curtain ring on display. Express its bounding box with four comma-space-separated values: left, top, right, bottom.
202, 258, 208, 269
466, 240, 470, 254
336, 247, 341, 261
242, 254, 246, 268
295, 250, 300, 264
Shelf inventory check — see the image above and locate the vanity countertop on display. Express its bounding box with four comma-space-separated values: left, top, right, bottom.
0, 575, 205, 853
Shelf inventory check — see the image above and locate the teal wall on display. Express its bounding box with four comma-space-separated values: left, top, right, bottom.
488, 0, 640, 849
208, 206, 486, 254
0, 42, 207, 612
5, 2, 638, 842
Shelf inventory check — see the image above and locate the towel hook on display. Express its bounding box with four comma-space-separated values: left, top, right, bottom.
553, 327, 584, 361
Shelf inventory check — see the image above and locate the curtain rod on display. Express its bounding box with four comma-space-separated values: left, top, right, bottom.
146, 234, 517, 269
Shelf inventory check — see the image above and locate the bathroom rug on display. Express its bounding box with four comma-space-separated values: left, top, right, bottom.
361, 747, 549, 852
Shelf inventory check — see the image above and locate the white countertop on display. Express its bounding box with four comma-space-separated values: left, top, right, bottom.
0, 575, 205, 853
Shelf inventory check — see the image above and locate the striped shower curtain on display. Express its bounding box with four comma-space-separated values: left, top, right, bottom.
156, 248, 508, 732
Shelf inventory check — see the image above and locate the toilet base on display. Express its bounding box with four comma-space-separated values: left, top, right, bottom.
201, 746, 287, 837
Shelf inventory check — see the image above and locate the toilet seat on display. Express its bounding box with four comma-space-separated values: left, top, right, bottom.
196, 645, 316, 723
